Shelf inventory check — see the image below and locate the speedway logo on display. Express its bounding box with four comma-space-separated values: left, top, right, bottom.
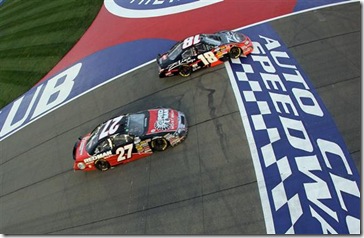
104, 0, 222, 18
226, 25, 360, 234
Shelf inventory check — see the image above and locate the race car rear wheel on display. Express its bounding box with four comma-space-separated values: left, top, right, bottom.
229, 47, 242, 59
151, 138, 168, 151
95, 159, 111, 171
179, 65, 192, 77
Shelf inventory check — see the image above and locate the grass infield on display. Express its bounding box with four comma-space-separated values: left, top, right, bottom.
0, 0, 104, 109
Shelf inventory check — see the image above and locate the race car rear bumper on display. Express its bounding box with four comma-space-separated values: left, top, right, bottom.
177, 111, 188, 137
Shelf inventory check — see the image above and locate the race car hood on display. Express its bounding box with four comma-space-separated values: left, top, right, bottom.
147, 108, 179, 135
157, 40, 183, 69
73, 134, 91, 161
157, 52, 174, 68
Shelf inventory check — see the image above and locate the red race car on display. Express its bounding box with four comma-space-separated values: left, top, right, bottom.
73, 108, 188, 171
157, 30, 253, 78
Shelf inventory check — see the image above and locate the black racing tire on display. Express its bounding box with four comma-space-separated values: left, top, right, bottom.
151, 138, 168, 151
179, 65, 192, 77
229, 47, 242, 59
95, 159, 111, 171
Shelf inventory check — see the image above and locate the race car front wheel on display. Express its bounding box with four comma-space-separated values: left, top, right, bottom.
151, 138, 168, 151
229, 47, 242, 59
95, 159, 111, 171
179, 65, 192, 77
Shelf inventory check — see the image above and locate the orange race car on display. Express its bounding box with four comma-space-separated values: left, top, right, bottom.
157, 30, 253, 78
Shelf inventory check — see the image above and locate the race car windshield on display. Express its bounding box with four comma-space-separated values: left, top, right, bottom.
167, 42, 183, 61
127, 113, 146, 137
86, 125, 102, 154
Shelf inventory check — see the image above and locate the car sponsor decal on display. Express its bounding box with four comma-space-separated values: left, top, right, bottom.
84, 150, 113, 164
147, 109, 178, 134
104, 0, 223, 18
154, 109, 173, 130
135, 139, 152, 153
164, 133, 182, 146
225, 23, 360, 234
78, 138, 87, 156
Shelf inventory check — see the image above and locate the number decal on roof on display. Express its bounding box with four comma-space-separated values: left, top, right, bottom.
182, 34, 200, 49
99, 116, 123, 140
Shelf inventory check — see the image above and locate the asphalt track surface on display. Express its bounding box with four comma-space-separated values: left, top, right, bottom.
0, 2, 361, 234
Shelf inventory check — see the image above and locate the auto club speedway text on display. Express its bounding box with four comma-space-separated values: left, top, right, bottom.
228, 34, 359, 234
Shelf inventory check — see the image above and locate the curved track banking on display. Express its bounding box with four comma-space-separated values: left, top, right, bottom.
0, 2, 360, 234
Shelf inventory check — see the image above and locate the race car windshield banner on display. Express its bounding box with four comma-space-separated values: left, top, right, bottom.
225, 23, 360, 234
